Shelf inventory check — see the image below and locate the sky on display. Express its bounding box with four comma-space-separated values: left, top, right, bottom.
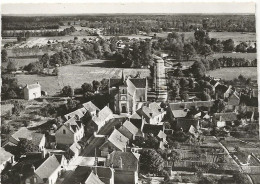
1, 1, 256, 15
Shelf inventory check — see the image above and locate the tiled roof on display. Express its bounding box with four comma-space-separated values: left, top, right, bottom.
176, 118, 199, 132
214, 112, 238, 121
121, 120, 139, 136
143, 124, 163, 134
107, 151, 139, 171
92, 106, 113, 127
157, 130, 166, 140
64, 117, 82, 133
35, 155, 60, 179
64, 107, 87, 120
11, 127, 32, 142
25, 83, 41, 90
109, 79, 123, 87
129, 78, 147, 88
69, 142, 81, 154
82, 101, 100, 113
107, 129, 129, 151
129, 112, 141, 119
31, 133, 45, 146
171, 109, 188, 118
0, 147, 14, 166
85, 172, 104, 184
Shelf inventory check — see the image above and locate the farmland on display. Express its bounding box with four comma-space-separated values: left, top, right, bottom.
16, 59, 150, 95
154, 31, 256, 45
209, 52, 257, 60
207, 67, 257, 80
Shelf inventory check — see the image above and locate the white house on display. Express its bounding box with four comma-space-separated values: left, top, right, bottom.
24, 82, 41, 100
55, 118, 84, 146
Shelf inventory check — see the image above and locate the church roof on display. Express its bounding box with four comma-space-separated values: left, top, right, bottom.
129, 78, 147, 88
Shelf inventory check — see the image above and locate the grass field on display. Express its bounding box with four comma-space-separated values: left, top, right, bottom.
209, 53, 257, 60
2, 57, 38, 69
154, 31, 256, 45
207, 67, 257, 80
16, 59, 151, 95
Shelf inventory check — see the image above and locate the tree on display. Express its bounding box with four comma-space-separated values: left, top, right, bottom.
61, 86, 74, 97
183, 43, 196, 60
7, 89, 18, 99
179, 78, 189, 89
1, 49, 9, 63
201, 91, 211, 101
223, 39, 235, 52
233, 172, 250, 184
81, 83, 93, 93
17, 139, 38, 155
7, 61, 17, 72
140, 149, 165, 174
92, 80, 101, 92
39, 53, 50, 68
12, 101, 25, 116
200, 44, 213, 58
171, 85, 180, 100
211, 99, 226, 113
236, 42, 248, 53
180, 91, 189, 102
191, 61, 206, 78
66, 98, 77, 112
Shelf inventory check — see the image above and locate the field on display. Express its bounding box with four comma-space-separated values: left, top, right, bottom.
16, 59, 151, 95
2, 57, 38, 69
154, 31, 256, 45
207, 67, 257, 80
210, 53, 257, 60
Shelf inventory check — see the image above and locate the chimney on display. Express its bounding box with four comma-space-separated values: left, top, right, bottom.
36, 81, 39, 85
31, 165, 35, 173
149, 113, 153, 117
219, 116, 222, 122
96, 110, 99, 117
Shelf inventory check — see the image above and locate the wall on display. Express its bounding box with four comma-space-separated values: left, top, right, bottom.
114, 170, 137, 184
55, 126, 74, 145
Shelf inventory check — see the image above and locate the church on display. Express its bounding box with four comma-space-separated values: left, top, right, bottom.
109, 71, 148, 114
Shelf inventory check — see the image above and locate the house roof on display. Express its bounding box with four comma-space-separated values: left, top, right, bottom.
92, 106, 113, 127
82, 101, 100, 113
215, 84, 229, 93
107, 151, 139, 171
214, 112, 237, 122
69, 142, 81, 154
61, 166, 111, 184
11, 127, 32, 142
64, 107, 87, 120
35, 155, 60, 179
121, 120, 139, 136
31, 133, 45, 146
0, 147, 14, 166
129, 112, 141, 119
176, 118, 199, 132
157, 130, 166, 140
85, 172, 104, 184
143, 124, 163, 135
109, 79, 123, 88
25, 83, 41, 90
171, 109, 188, 118
107, 129, 129, 151
64, 118, 82, 133
129, 78, 147, 88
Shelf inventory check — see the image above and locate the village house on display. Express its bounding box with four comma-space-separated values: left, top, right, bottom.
67, 142, 82, 161
64, 107, 87, 121
99, 129, 129, 157
109, 71, 148, 114
55, 117, 84, 146
167, 107, 189, 122
82, 101, 100, 117
227, 91, 240, 106
0, 147, 14, 174
89, 106, 114, 133
23, 82, 41, 100
61, 166, 114, 184
213, 112, 238, 127
25, 154, 64, 184
168, 100, 214, 112
136, 102, 166, 124
8, 127, 46, 152
118, 120, 139, 140
176, 118, 200, 132
106, 151, 140, 184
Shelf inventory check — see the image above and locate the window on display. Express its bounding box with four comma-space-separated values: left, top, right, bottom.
63, 129, 66, 134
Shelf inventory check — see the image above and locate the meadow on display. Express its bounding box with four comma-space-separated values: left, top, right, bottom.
210, 52, 257, 60
16, 59, 151, 95
207, 67, 257, 80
